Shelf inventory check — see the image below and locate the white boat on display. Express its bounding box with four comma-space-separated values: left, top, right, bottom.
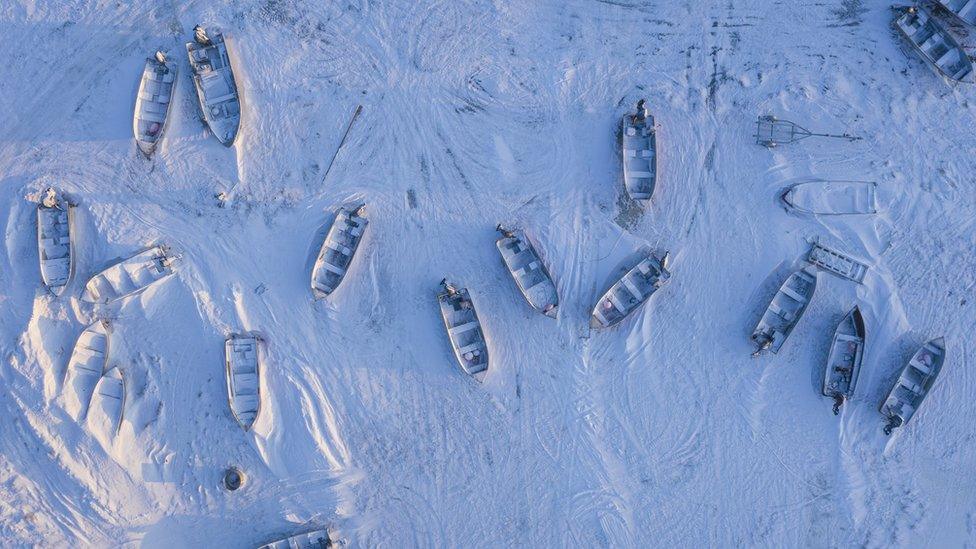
437, 281, 489, 382
81, 245, 176, 304
590, 252, 671, 329
311, 205, 367, 298
86, 366, 125, 438
822, 306, 865, 414
895, 6, 974, 83
133, 51, 178, 156
186, 26, 242, 146
63, 320, 110, 421
225, 334, 262, 430
781, 180, 878, 215
880, 337, 946, 435
36, 188, 74, 296
621, 99, 657, 200
937, 0, 976, 27
258, 529, 334, 549
495, 226, 558, 317
751, 267, 818, 356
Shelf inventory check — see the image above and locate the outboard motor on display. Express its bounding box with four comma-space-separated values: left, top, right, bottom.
154, 51, 167, 64
194, 25, 211, 45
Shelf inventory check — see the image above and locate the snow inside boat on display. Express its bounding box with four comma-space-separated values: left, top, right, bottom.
937, 0, 976, 27
621, 99, 657, 200
590, 252, 671, 329
437, 281, 489, 382
36, 188, 73, 296
822, 306, 865, 414
880, 337, 946, 435
63, 320, 110, 422
751, 266, 818, 356
86, 366, 125, 438
895, 7, 974, 83
225, 334, 262, 430
186, 26, 241, 146
259, 529, 334, 549
133, 51, 178, 156
781, 180, 878, 215
311, 204, 367, 298
495, 226, 558, 317
82, 245, 176, 304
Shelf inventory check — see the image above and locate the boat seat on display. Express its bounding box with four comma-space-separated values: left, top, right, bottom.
325, 241, 352, 256
516, 261, 540, 277
320, 261, 345, 276
900, 380, 923, 394
960, 0, 976, 19
910, 358, 932, 375
780, 285, 806, 304
449, 321, 480, 336
206, 92, 237, 105
233, 373, 257, 392
622, 277, 643, 301
935, 48, 959, 68
592, 309, 609, 327
457, 342, 483, 355
140, 110, 167, 124
608, 292, 628, 313
628, 170, 653, 178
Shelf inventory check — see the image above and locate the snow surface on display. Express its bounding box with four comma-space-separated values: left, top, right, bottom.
1, 0, 976, 546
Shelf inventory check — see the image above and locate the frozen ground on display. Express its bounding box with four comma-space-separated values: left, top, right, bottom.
1, 0, 975, 546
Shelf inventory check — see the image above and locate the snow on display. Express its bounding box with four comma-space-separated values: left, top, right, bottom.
1, 0, 975, 546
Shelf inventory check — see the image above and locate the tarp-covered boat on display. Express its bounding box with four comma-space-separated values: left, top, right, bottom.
822, 306, 865, 414
751, 266, 818, 356
621, 99, 657, 200
781, 180, 878, 215
86, 366, 125, 439
225, 334, 262, 430
36, 188, 74, 296
82, 245, 176, 304
495, 225, 558, 317
133, 51, 178, 156
937, 0, 976, 27
880, 337, 946, 435
437, 280, 489, 382
311, 204, 367, 298
895, 6, 974, 83
186, 26, 242, 145
63, 320, 110, 421
591, 252, 671, 329
259, 529, 334, 549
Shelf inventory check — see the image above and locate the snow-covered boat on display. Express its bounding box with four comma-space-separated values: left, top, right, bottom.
781, 180, 878, 215
225, 334, 262, 430
437, 280, 489, 382
81, 245, 176, 304
807, 241, 868, 284
186, 26, 241, 146
36, 188, 74, 296
880, 337, 946, 435
86, 366, 125, 437
63, 320, 110, 421
621, 99, 657, 200
822, 306, 865, 414
311, 204, 367, 298
259, 529, 334, 549
133, 51, 178, 156
590, 252, 671, 329
751, 266, 818, 356
895, 7, 974, 83
495, 225, 558, 317
937, 0, 976, 27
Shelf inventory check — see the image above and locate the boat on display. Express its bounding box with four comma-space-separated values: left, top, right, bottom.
495, 225, 558, 317
63, 320, 110, 421
437, 280, 489, 382
894, 6, 974, 83
590, 252, 671, 329
880, 337, 946, 435
781, 180, 878, 215
259, 529, 334, 549
133, 51, 178, 156
751, 266, 818, 356
807, 241, 868, 284
225, 334, 262, 430
311, 204, 368, 298
81, 245, 176, 304
36, 188, 74, 296
186, 26, 242, 146
822, 306, 866, 414
937, 0, 976, 27
621, 99, 657, 200
86, 366, 125, 437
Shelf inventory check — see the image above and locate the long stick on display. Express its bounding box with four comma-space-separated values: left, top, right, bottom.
322, 104, 363, 183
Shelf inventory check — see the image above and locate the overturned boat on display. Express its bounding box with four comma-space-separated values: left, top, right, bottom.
133, 51, 178, 156
807, 241, 868, 284
495, 225, 558, 317
311, 204, 368, 298
621, 99, 657, 200
63, 320, 110, 422
86, 366, 125, 438
781, 180, 878, 215
225, 334, 262, 430
590, 252, 671, 329
937, 0, 976, 27
259, 529, 334, 549
880, 337, 946, 435
82, 245, 176, 304
752, 266, 818, 356
895, 7, 974, 83
437, 280, 489, 382
186, 26, 241, 145
822, 306, 866, 414
36, 188, 74, 296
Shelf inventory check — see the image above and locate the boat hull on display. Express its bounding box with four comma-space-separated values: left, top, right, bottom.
751, 267, 818, 355
621, 107, 657, 200
822, 306, 866, 413
437, 285, 489, 382
880, 337, 945, 433
591, 253, 670, 329
495, 230, 558, 317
